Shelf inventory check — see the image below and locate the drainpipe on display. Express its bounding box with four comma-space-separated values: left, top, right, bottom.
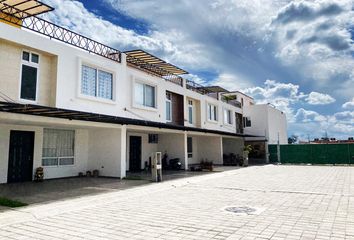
120, 125, 127, 178
277, 132, 281, 164
183, 131, 188, 170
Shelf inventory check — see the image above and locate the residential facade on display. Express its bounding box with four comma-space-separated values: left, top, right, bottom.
0, 1, 286, 183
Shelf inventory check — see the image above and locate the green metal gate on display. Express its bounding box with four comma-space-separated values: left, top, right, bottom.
268, 144, 354, 164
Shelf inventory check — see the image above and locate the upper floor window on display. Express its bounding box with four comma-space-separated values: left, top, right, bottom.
243, 116, 251, 127
134, 82, 156, 108
224, 109, 233, 125
188, 100, 193, 124
166, 92, 172, 121
81, 65, 113, 100
207, 103, 217, 121
20, 51, 39, 101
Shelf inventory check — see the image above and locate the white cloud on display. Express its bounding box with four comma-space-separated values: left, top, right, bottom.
342, 97, 354, 109
305, 92, 335, 105
269, 0, 354, 98
295, 108, 327, 123
211, 73, 252, 90
243, 80, 307, 121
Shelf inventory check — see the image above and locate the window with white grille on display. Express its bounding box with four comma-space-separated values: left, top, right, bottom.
42, 129, 75, 166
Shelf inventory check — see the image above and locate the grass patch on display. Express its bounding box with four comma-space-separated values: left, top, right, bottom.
123, 176, 144, 180
0, 197, 28, 208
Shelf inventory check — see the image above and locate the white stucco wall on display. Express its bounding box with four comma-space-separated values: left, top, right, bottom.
0, 22, 243, 134
267, 106, 288, 144
0, 123, 90, 183
222, 137, 244, 156
88, 128, 122, 178
158, 133, 186, 168
243, 104, 288, 144
195, 136, 223, 165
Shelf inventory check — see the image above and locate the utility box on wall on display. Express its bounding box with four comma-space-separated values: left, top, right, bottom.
151, 152, 162, 182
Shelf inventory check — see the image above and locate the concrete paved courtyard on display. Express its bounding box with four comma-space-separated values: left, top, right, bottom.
0, 165, 354, 239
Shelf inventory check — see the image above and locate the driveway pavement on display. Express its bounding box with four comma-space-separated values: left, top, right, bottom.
0, 165, 354, 240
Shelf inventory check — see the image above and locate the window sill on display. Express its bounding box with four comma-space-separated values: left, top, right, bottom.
206, 119, 218, 124
19, 98, 38, 104
77, 94, 116, 105
42, 165, 75, 168
132, 104, 158, 112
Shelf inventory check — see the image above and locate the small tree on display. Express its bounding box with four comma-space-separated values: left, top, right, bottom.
243, 144, 253, 154
288, 135, 298, 144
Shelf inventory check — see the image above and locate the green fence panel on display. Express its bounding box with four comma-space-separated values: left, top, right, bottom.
268, 144, 354, 164
268, 145, 278, 163
350, 144, 354, 164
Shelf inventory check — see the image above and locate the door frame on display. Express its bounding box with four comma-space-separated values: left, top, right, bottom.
129, 135, 142, 172
7, 130, 35, 183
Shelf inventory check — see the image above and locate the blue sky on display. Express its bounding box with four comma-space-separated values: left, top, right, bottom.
43, 0, 354, 140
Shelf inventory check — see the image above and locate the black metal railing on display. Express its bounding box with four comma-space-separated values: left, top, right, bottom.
186, 80, 211, 95
0, 6, 121, 62
126, 55, 183, 86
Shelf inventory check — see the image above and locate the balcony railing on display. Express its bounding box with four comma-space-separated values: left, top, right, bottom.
0, 8, 121, 62
186, 80, 211, 95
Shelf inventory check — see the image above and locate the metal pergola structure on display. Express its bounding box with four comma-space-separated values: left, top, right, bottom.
0, 0, 53, 18
124, 50, 188, 86
0, 101, 258, 138
0, 0, 121, 62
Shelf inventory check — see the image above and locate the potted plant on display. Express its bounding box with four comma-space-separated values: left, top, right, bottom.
243, 145, 253, 167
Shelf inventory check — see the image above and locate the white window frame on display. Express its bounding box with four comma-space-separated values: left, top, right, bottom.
41, 129, 76, 167
166, 92, 172, 122
79, 63, 115, 103
19, 50, 40, 103
132, 79, 158, 111
243, 116, 252, 127
188, 100, 193, 124
223, 108, 233, 125
207, 103, 218, 122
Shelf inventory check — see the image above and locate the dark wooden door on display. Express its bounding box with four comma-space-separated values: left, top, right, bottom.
129, 136, 142, 172
7, 130, 35, 183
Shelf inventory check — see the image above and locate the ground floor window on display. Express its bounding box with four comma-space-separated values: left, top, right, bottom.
42, 129, 75, 166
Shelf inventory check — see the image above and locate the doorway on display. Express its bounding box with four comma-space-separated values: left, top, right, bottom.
129, 136, 142, 172
7, 130, 35, 183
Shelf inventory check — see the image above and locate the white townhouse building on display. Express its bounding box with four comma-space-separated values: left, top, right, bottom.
0, 0, 286, 183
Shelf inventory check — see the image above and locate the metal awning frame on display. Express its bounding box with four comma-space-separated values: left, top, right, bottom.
125, 49, 188, 76
0, 0, 54, 19
0, 101, 263, 138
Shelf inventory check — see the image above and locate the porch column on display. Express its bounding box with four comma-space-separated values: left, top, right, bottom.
120, 125, 127, 178
265, 142, 270, 163
219, 136, 223, 164
184, 131, 188, 170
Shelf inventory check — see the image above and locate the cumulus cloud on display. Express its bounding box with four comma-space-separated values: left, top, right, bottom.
269, 0, 354, 98
305, 92, 335, 105
342, 98, 354, 109
243, 80, 307, 121
295, 108, 327, 123
272, 1, 344, 25
39, 0, 353, 139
